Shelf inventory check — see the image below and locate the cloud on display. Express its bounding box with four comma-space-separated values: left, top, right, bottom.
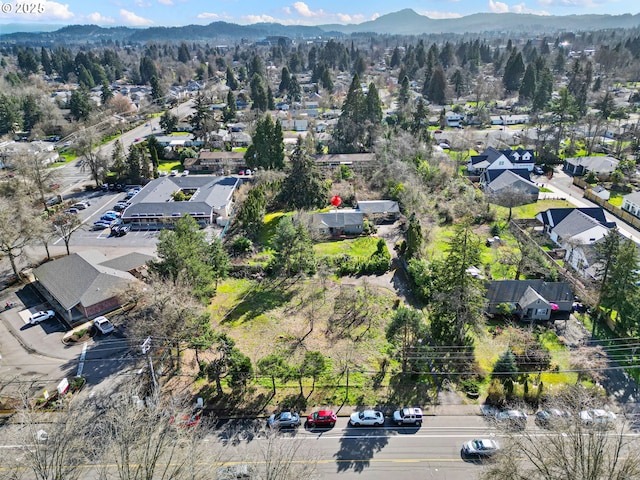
119, 9, 154, 26
292, 1, 318, 17
538, 0, 602, 7
488, 0, 509, 13
489, 0, 550, 14
134, 0, 152, 6
417, 10, 463, 19
0, 1, 74, 20
157, 0, 174, 4
197, 12, 232, 20
86, 12, 115, 24
241, 14, 279, 23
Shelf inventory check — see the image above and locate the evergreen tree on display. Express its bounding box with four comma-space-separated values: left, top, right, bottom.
595, 92, 615, 119
331, 74, 366, 153
69, 88, 92, 121
390, 47, 401, 68
126, 144, 144, 184
101, 82, 113, 106
279, 66, 291, 94
320, 65, 334, 93
223, 90, 236, 123
492, 350, 518, 380
503, 50, 525, 92
150, 76, 163, 101
398, 76, 411, 106
532, 65, 553, 112
386, 306, 430, 374
21, 95, 41, 132
267, 85, 275, 111
238, 186, 266, 240
405, 212, 423, 260
279, 137, 328, 210
177, 42, 190, 63
139, 56, 158, 85
40, 47, 52, 75
269, 216, 316, 277
0, 94, 20, 135
160, 110, 178, 133
288, 75, 301, 102
250, 73, 268, 112
226, 66, 238, 90
450, 69, 465, 99
244, 115, 284, 170
519, 63, 537, 102
77, 65, 95, 88
427, 65, 447, 105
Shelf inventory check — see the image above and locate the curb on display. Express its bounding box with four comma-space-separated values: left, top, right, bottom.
0, 313, 77, 362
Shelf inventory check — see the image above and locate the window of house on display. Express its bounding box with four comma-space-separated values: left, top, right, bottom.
535, 308, 548, 316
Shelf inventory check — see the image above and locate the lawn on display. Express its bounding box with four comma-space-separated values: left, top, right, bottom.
158, 160, 182, 173
608, 193, 623, 207
313, 236, 381, 257
493, 199, 573, 224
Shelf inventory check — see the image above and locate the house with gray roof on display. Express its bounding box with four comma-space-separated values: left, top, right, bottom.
185, 150, 245, 174
563, 156, 619, 178
486, 280, 574, 321
481, 169, 539, 204
312, 210, 364, 236
535, 207, 617, 277
32, 250, 154, 325
120, 175, 242, 229
356, 200, 400, 222
621, 191, 640, 218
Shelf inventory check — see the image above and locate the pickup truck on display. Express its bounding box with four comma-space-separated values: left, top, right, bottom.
393, 407, 423, 426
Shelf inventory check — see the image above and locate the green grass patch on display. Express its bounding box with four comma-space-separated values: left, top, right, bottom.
170, 131, 191, 136
259, 212, 287, 248
313, 236, 380, 257
232, 147, 247, 152
158, 160, 182, 173
608, 193, 623, 207
540, 187, 553, 193
492, 199, 573, 224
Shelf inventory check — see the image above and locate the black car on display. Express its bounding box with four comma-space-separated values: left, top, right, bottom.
111, 225, 130, 237
535, 409, 571, 428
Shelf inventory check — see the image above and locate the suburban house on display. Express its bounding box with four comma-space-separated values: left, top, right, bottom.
281, 119, 309, 132
485, 280, 574, 321
467, 147, 535, 174
312, 210, 364, 236
563, 156, 619, 178
445, 113, 465, 128
120, 175, 242, 229
480, 169, 539, 203
621, 191, 640, 218
356, 200, 401, 223
184, 151, 245, 174
535, 207, 617, 276
490, 114, 530, 125
32, 251, 153, 325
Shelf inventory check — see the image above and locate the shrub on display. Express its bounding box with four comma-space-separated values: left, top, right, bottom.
231, 236, 253, 255
486, 379, 505, 406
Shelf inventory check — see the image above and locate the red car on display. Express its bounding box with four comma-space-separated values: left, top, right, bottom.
307, 409, 337, 428
170, 412, 201, 428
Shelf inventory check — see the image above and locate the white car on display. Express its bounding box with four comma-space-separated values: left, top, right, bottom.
349, 410, 384, 427
462, 438, 500, 457
93, 316, 115, 334
29, 310, 55, 324
580, 409, 617, 427
72, 201, 90, 210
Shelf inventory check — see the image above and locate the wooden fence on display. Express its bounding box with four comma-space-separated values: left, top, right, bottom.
573, 177, 640, 231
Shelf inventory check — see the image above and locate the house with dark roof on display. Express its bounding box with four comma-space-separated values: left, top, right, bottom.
563, 156, 619, 178
313, 153, 376, 171
356, 200, 400, 223
536, 207, 616, 277
120, 175, 242, 229
480, 169, 539, 203
312, 210, 364, 236
467, 147, 535, 174
486, 280, 574, 321
32, 251, 154, 325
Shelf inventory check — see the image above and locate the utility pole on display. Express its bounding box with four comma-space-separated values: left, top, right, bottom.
141, 336, 159, 404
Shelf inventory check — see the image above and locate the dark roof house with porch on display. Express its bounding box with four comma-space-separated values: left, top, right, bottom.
32, 250, 154, 325
486, 280, 574, 321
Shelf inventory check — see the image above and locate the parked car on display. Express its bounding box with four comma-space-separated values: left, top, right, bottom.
103, 210, 121, 217
93, 316, 115, 334
349, 410, 384, 427
535, 409, 572, 428
63, 208, 79, 214
92, 221, 111, 230
181, 170, 189, 176
462, 438, 500, 457
72, 201, 90, 210
101, 213, 119, 222
495, 410, 527, 430
170, 170, 178, 176
307, 410, 337, 428
28, 310, 55, 324
580, 409, 617, 428
393, 407, 423, 426
111, 225, 130, 236
170, 411, 201, 428
533, 166, 544, 175
216, 464, 255, 480
267, 411, 301, 429
113, 203, 128, 212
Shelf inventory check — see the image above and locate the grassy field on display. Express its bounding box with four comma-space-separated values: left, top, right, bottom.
158, 160, 182, 173
313, 236, 381, 257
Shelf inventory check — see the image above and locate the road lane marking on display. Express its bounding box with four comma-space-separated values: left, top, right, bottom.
77, 342, 88, 376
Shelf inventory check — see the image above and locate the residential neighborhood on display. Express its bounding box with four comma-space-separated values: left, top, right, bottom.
2, 5, 640, 479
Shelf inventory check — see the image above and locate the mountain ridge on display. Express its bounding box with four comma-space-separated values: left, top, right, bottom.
1, 9, 640, 43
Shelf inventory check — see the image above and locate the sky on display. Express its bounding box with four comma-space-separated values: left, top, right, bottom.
0, 0, 639, 27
